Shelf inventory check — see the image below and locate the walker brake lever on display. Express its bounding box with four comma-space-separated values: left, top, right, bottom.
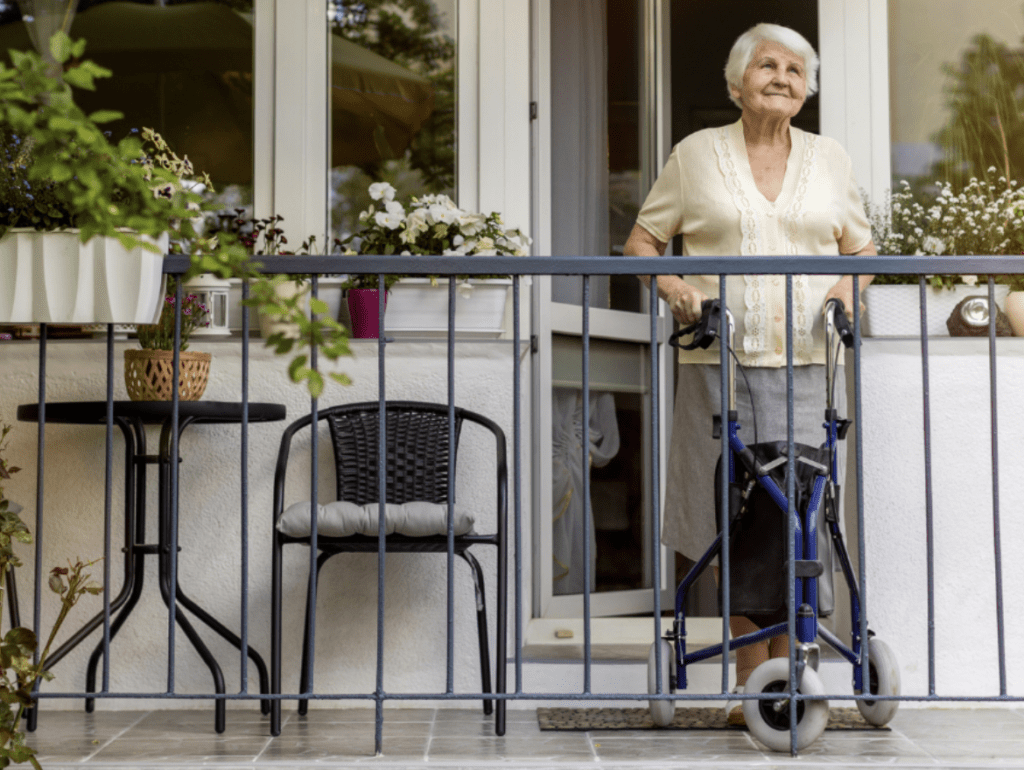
669, 299, 721, 351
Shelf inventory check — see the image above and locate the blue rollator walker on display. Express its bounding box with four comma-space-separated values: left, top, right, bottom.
647, 298, 901, 752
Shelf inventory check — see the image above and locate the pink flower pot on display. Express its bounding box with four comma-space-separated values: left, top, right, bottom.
347, 288, 388, 338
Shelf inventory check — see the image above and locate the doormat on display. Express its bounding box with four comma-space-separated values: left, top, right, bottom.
537, 706, 888, 731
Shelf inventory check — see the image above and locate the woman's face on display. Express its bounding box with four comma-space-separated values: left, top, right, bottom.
731, 41, 807, 120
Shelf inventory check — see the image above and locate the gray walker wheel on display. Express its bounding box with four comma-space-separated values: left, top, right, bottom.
742, 658, 829, 752
647, 640, 676, 727
856, 637, 900, 726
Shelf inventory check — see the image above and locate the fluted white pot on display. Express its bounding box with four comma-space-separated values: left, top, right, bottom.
0, 228, 169, 324
384, 278, 512, 337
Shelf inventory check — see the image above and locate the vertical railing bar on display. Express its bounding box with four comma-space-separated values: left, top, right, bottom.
446, 275, 456, 694
719, 276, 730, 695
306, 275, 320, 698
855, 275, 869, 697
986, 276, 1007, 695
650, 276, 663, 692
374, 271, 387, 756
581, 274, 592, 694
102, 324, 114, 691
32, 324, 46, 705
785, 275, 797, 757
239, 281, 251, 691
918, 277, 935, 694
167, 279, 182, 692
513, 275, 523, 693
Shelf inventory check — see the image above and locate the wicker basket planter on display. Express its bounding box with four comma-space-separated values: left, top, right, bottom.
124, 349, 211, 401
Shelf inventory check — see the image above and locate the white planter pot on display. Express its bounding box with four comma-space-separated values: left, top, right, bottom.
0, 228, 169, 324
383, 278, 512, 337
863, 283, 1010, 337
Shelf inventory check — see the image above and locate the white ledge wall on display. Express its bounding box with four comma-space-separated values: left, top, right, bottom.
0, 340, 527, 709
857, 338, 1024, 701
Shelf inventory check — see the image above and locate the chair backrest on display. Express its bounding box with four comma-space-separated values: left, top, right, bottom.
325, 402, 465, 506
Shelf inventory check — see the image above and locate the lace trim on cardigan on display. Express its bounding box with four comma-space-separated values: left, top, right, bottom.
713, 126, 758, 257
784, 132, 818, 361
742, 276, 766, 365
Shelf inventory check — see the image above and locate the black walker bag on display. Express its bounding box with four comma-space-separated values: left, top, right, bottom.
714, 441, 835, 627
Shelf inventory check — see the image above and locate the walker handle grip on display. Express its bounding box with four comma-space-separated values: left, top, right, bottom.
826, 299, 855, 349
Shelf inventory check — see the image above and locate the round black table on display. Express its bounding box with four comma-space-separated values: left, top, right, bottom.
17, 400, 286, 733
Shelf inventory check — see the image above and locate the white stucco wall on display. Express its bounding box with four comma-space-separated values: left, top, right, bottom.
0, 336, 530, 711
858, 338, 1024, 702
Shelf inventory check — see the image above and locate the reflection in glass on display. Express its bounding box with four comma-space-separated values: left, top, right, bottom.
328, 0, 455, 242
889, 0, 1024, 191
551, 334, 654, 597
0, 0, 255, 235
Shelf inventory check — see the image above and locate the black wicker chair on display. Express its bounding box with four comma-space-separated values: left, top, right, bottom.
269, 401, 507, 735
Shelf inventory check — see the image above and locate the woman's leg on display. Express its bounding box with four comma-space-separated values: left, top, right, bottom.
731, 616, 791, 686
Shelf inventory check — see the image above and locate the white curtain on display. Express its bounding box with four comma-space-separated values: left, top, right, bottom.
16, 0, 78, 61
550, 0, 610, 307
552, 388, 620, 595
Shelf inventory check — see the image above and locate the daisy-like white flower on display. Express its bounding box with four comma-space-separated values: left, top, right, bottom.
369, 182, 397, 202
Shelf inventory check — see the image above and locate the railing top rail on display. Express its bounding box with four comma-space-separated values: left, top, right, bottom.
162, 254, 1024, 277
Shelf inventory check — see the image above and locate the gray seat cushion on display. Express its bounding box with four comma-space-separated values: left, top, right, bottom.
277, 500, 475, 538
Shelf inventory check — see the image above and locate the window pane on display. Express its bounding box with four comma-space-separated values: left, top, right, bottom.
889, 0, 1024, 190
0, 0, 255, 235
328, 0, 456, 243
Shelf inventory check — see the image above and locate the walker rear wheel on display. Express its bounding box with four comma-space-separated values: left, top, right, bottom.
647, 640, 676, 727
742, 658, 829, 752
856, 637, 900, 726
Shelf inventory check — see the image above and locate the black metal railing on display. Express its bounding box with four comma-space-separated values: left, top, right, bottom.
11, 253, 1024, 758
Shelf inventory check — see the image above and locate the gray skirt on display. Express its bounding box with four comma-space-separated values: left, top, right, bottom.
662, 363, 846, 564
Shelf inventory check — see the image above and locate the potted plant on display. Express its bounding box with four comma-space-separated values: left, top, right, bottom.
0, 33, 206, 325
124, 284, 211, 401
340, 182, 530, 338
0, 419, 101, 768
864, 176, 1024, 336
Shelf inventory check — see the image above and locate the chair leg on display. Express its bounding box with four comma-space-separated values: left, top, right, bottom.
270, 535, 283, 736
298, 552, 333, 716
459, 550, 492, 716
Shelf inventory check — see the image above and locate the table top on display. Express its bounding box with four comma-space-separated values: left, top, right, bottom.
17, 401, 287, 426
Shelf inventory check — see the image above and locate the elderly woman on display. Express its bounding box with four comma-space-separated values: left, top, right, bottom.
624, 23, 876, 719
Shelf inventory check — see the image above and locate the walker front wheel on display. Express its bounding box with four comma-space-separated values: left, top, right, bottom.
742, 658, 829, 752
647, 640, 676, 727
856, 637, 900, 726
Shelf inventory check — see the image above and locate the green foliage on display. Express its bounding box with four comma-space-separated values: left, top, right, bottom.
930, 34, 1024, 190
865, 178, 1024, 289
0, 32, 199, 251
0, 421, 102, 768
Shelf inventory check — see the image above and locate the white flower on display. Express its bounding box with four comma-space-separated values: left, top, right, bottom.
457, 281, 474, 298
374, 210, 403, 230
429, 204, 457, 225
385, 199, 405, 218
457, 213, 487, 237
401, 209, 430, 244
922, 236, 945, 254
453, 235, 465, 247
962, 275, 979, 286
369, 182, 396, 202
475, 237, 496, 253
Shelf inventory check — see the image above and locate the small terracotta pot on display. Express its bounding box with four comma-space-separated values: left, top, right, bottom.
124, 349, 211, 401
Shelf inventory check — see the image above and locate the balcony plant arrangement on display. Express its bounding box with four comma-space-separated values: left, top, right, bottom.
340, 182, 530, 338
0, 32, 207, 326
864, 175, 1024, 336
124, 284, 211, 401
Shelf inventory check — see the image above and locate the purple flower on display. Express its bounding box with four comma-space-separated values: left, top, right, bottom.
0, 334, 12, 341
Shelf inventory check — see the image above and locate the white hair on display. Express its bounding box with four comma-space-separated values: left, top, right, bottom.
724, 23, 819, 109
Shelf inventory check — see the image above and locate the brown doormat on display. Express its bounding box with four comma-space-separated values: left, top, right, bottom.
537, 706, 888, 731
